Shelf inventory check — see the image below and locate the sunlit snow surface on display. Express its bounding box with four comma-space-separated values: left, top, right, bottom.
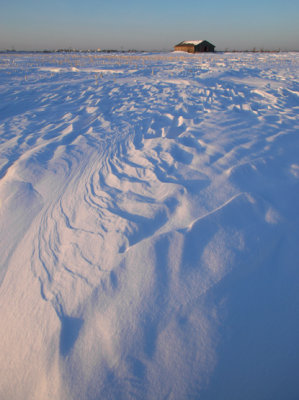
0, 52, 298, 399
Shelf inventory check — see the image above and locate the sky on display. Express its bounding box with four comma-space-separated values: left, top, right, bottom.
0, 0, 298, 51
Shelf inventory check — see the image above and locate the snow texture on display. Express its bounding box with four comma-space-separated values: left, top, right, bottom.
0, 52, 299, 400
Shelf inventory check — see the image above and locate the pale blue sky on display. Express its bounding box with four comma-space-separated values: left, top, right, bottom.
0, 0, 298, 51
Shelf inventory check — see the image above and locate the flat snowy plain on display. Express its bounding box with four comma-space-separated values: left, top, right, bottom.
0, 51, 298, 400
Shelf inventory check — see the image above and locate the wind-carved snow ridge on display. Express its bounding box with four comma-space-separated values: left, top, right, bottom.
0, 52, 299, 400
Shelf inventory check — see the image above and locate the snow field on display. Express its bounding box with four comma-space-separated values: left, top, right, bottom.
0, 52, 298, 399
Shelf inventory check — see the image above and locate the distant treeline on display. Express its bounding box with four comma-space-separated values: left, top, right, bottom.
0, 48, 298, 54
0, 49, 148, 54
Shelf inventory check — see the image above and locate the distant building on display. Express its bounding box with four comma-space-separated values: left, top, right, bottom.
174, 40, 215, 53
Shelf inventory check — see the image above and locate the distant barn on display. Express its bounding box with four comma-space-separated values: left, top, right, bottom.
174, 40, 215, 53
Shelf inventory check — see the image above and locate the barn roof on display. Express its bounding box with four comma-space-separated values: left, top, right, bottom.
180, 40, 204, 46
175, 40, 215, 47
